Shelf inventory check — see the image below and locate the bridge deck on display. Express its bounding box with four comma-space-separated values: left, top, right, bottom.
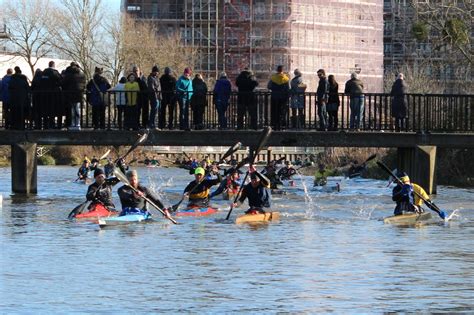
0, 130, 473, 148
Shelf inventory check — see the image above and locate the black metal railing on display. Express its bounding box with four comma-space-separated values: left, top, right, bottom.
1, 91, 472, 132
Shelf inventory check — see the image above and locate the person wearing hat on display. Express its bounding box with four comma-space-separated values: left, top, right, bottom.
277, 160, 297, 182
176, 67, 193, 130
182, 165, 221, 208
392, 171, 430, 215
233, 165, 271, 214
209, 167, 242, 200
147, 65, 162, 129
159, 67, 177, 129
117, 170, 170, 217
77, 160, 91, 182
85, 168, 119, 211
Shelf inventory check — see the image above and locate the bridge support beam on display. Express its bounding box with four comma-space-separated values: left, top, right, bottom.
397, 145, 437, 195
11, 142, 37, 194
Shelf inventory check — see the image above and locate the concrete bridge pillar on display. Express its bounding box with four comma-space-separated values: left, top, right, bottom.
11, 142, 37, 194
397, 145, 437, 195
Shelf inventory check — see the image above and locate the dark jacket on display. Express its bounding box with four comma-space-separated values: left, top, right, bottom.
40, 67, 62, 91
238, 171, 271, 209
392, 183, 416, 215
328, 82, 340, 106
147, 74, 162, 101
390, 79, 408, 118
191, 77, 208, 108
62, 65, 86, 103
86, 74, 111, 106
86, 177, 119, 208
213, 78, 232, 104
8, 73, 30, 109
1, 75, 12, 103
236, 70, 258, 92
118, 184, 165, 210
267, 72, 290, 100
159, 73, 177, 101
344, 78, 364, 97
316, 77, 329, 101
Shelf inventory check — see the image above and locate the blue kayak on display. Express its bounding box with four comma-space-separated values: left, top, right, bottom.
98, 213, 151, 227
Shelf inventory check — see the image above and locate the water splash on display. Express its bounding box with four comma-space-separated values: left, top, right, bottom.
445, 209, 461, 222
294, 170, 319, 219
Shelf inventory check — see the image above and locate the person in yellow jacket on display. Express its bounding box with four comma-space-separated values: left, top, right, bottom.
392, 171, 430, 215
182, 166, 222, 208
267, 65, 290, 130
124, 73, 140, 130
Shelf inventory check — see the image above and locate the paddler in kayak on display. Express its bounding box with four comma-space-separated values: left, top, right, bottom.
392, 171, 430, 215
209, 167, 242, 199
182, 166, 221, 207
233, 165, 271, 214
85, 168, 119, 212
77, 159, 91, 181
117, 170, 171, 217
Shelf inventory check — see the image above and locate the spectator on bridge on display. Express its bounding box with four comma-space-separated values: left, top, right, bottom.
40, 61, 63, 129
344, 72, 365, 131
159, 67, 177, 130
1, 68, 13, 129
8, 66, 30, 130
147, 65, 161, 129
131, 66, 149, 128
327, 75, 340, 131
31, 69, 43, 129
86, 67, 111, 130
236, 68, 259, 130
267, 65, 290, 131
213, 72, 232, 130
124, 73, 140, 130
110, 77, 127, 130
316, 69, 329, 131
290, 69, 306, 129
191, 73, 207, 130
391, 73, 408, 132
62, 62, 86, 131
176, 67, 193, 131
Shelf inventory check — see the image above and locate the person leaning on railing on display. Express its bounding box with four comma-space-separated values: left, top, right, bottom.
86, 67, 111, 130
344, 72, 365, 131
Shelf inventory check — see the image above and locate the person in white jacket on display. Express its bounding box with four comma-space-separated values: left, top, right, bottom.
110, 77, 127, 129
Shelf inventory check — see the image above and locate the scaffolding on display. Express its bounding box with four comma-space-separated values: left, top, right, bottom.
123, 0, 383, 91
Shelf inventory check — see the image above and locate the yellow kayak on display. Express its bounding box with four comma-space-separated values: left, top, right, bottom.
383, 212, 432, 225
235, 212, 280, 224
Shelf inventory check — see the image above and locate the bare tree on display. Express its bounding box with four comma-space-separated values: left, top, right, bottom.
3, 0, 54, 77
47, 0, 105, 80
97, 12, 125, 85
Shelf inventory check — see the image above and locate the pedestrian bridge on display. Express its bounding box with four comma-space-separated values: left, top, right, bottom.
1, 91, 473, 194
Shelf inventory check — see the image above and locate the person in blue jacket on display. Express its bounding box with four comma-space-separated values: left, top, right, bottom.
213, 72, 232, 130
176, 67, 193, 130
234, 165, 271, 214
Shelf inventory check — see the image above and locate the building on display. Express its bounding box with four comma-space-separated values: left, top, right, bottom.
383, 0, 472, 93
122, 0, 384, 92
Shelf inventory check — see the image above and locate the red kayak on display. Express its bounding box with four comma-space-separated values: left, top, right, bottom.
75, 203, 118, 219
175, 206, 218, 217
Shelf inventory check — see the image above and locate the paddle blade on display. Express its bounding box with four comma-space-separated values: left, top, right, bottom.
364, 154, 377, 164
219, 142, 242, 163
68, 201, 89, 219
99, 149, 111, 161
113, 167, 130, 185
250, 127, 272, 163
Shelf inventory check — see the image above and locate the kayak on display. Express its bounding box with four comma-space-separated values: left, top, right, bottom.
98, 213, 151, 227
312, 183, 341, 193
383, 211, 432, 225
75, 203, 118, 219
235, 212, 280, 224
175, 206, 218, 217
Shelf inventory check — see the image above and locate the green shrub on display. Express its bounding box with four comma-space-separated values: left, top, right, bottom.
38, 155, 56, 165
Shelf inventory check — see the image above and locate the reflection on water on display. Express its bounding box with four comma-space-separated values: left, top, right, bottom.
1, 166, 474, 312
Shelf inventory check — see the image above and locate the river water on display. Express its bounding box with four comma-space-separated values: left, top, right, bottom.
1, 166, 473, 313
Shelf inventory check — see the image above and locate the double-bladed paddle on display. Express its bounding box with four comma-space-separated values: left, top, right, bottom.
114, 130, 149, 165
171, 142, 242, 212
376, 160, 446, 220
226, 127, 272, 220
113, 167, 178, 224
